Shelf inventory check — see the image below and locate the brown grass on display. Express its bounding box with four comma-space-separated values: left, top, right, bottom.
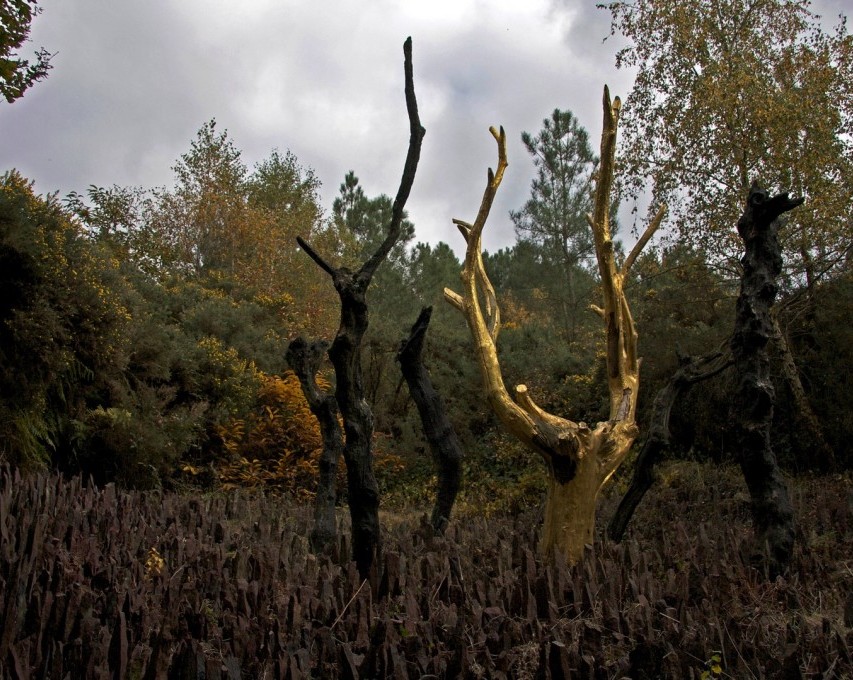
0, 462, 850, 678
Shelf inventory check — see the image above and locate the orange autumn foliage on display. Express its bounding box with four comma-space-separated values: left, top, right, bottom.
216, 371, 329, 498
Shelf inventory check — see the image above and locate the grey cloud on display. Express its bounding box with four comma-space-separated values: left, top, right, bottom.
0, 1, 637, 254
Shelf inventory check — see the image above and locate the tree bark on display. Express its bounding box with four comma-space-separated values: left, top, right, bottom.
397, 307, 463, 534
296, 37, 424, 578
730, 182, 800, 577
607, 343, 733, 542
285, 338, 342, 553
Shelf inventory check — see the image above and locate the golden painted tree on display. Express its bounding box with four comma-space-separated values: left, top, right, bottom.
445, 88, 665, 563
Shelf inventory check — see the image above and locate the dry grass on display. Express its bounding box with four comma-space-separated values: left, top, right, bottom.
0, 462, 850, 678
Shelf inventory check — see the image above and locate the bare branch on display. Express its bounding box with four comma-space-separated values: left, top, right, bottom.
296, 235, 337, 279
622, 203, 667, 278
589, 86, 635, 419
515, 385, 577, 433
362, 37, 426, 281
443, 288, 464, 311
445, 218, 499, 339
447, 126, 544, 446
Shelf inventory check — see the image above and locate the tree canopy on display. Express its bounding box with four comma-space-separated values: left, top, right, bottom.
510, 109, 599, 340
0, 0, 52, 102
511, 108, 597, 272
601, 0, 853, 287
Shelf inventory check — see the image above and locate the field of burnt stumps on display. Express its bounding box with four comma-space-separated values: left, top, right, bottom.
0, 465, 851, 679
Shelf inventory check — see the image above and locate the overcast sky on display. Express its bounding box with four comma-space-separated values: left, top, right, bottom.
1, 0, 848, 254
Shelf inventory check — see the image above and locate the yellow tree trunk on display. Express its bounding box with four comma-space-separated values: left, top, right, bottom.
445, 88, 664, 564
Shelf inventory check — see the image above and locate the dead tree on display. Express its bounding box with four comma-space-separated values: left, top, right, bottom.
731, 182, 800, 576
444, 88, 665, 564
607, 342, 733, 542
397, 307, 463, 534
285, 338, 342, 553
297, 37, 425, 578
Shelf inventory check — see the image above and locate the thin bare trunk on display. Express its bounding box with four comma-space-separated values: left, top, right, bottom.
286, 338, 341, 553
397, 307, 463, 534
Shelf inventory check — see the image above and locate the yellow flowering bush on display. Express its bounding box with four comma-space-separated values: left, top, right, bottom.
216, 371, 326, 498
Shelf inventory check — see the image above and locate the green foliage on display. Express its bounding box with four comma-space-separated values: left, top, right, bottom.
332, 170, 415, 265
2, 169, 297, 486
511, 108, 597, 268
483, 241, 599, 344
455, 431, 547, 516
0, 171, 130, 469
5, 69, 852, 508
509, 109, 601, 341
406, 241, 460, 307
69, 123, 339, 338
773, 271, 853, 469
0, 0, 51, 102
153, 119, 249, 274
602, 0, 853, 284
621, 244, 734, 461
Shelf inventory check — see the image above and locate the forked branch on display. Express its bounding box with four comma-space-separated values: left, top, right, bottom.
297, 36, 425, 291
445, 86, 665, 463
444, 126, 546, 452
588, 87, 665, 420
444, 86, 665, 563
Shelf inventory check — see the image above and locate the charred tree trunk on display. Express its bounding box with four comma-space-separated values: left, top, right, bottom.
608, 343, 733, 542
326, 283, 381, 577
296, 38, 424, 578
730, 182, 800, 577
397, 307, 463, 534
286, 338, 342, 553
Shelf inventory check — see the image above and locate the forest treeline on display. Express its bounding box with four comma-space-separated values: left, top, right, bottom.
1, 118, 850, 506
2, 0, 852, 512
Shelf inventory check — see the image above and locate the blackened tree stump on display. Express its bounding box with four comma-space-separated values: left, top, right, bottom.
731, 182, 801, 576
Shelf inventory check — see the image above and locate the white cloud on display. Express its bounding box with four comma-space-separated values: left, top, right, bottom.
0, 0, 634, 254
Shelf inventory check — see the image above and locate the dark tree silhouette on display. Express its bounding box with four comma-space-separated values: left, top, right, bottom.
297, 37, 425, 578
285, 338, 342, 553
397, 307, 463, 534
730, 182, 801, 576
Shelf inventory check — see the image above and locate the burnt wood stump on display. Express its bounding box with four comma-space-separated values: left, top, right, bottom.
730, 182, 802, 577
397, 307, 463, 534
